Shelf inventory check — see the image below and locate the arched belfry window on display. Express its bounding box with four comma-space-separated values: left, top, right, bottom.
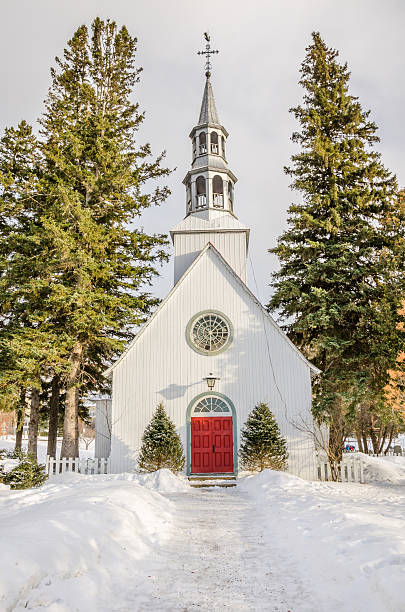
186, 181, 192, 213
196, 176, 207, 209
199, 132, 207, 155
192, 137, 196, 158
221, 136, 226, 158
210, 132, 219, 154
213, 175, 224, 208
228, 181, 233, 210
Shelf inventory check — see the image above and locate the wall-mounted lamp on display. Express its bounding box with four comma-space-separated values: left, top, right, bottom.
203, 372, 220, 390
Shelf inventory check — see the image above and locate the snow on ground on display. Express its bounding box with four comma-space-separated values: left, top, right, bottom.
358, 452, 405, 484
0, 472, 176, 611
0, 465, 404, 611
0, 436, 94, 464
240, 470, 405, 612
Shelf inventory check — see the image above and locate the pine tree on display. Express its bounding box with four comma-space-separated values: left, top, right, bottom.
0, 449, 47, 489
0, 19, 171, 458
0, 121, 52, 458
268, 33, 404, 460
138, 404, 185, 473
239, 403, 288, 472
39, 19, 171, 458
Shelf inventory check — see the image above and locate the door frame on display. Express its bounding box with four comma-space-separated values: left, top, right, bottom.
186, 392, 238, 476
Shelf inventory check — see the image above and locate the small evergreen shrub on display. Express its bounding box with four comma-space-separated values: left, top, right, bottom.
138, 403, 185, 473
0, 449, 48, 489
239, 402, 288, 472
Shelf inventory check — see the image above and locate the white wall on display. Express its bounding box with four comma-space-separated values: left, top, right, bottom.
95, 400, 112, 459
173, 231, 247, 283
110, 247, 317, 479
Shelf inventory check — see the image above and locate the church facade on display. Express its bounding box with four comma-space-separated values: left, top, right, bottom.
103, 70, 320, 480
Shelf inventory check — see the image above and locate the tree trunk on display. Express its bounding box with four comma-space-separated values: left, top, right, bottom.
61, 342, 83, 459
15, 409, 24, 452
378, 426, 387, 455
355, 425, 364, 453
370, 428, 379, 454
14, 389, 25, 451
74, 388, 79, 457
28, 387, 40, 459
384, 425, 395, 454
47, 375, 60, 459
328, 409, 344, 464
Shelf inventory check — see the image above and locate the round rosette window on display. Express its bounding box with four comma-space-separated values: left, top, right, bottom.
186, 311, 233, 355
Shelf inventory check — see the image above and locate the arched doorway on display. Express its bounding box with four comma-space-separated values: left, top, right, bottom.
186, 392, 237, 475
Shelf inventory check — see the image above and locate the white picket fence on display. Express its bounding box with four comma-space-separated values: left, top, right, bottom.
46, 456, 110, 476
365, 451, 403, 458
317, 456, 365, 483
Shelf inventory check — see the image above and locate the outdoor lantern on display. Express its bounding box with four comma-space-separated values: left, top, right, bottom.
203, 372, 220, 390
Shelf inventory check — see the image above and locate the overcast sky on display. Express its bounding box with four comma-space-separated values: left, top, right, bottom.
1, 0, 404, 306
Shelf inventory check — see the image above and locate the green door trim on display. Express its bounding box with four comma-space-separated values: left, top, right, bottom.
186, 391, 238, 476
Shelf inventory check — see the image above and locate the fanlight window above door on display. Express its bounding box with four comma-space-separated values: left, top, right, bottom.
193, 396, 231, 414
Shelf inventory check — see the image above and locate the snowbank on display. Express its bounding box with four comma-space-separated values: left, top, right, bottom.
240, 469, 405, 612
358, 452, 405, 484
49, 468, 190, 493
0, 473, 175, 611
136, 468, 190, 492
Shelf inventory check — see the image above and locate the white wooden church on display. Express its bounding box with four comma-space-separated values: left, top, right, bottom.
102, 49, 320, 480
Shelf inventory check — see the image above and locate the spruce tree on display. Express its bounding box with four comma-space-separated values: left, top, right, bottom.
268, 33, 404, 460
0, 121, 52, 458
39, 19, 170, 458
0, 19, 171, 458
138, 404, 185, 473
239, 403, 288, 472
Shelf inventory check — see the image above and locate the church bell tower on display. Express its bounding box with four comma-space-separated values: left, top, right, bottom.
171, 35, 250, 284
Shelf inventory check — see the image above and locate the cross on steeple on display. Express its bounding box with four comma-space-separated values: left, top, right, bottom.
197, 32, 219, 78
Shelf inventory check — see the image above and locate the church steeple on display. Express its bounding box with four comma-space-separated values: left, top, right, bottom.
182, 35, 237, 219
171, 36, 249, 285
198, 78, 220, 125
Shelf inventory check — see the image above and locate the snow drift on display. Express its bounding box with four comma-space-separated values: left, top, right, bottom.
358, 452, 405, 484
240, 469, 405, 612
0, 472, 178, 611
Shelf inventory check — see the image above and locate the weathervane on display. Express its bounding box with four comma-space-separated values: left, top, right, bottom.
197, 32, 219, 78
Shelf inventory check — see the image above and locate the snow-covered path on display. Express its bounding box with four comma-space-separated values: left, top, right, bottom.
139, 487, 320, 611
1, 466, 404, 611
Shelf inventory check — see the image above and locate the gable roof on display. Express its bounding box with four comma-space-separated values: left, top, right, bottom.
104, 243, 321, 377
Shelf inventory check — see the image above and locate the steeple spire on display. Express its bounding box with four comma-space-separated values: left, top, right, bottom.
181, 34, 237, 220
198, 78, 220, 125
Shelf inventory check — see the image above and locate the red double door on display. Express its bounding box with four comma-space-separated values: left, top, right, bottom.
191, 417, 234, 474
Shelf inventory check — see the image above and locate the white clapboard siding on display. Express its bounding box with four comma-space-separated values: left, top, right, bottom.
46, 456, 111, 476
173, 230, 248, 283
171, 213, 250, 284
109, 245, 318, 480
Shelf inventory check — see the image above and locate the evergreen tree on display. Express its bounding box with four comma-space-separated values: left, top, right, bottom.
0, 121, 52, 458
0, 19, 171, 458
138, 404, 185, 473
239, 403, 288, 472
0, 448, 47, 489
268, 33, 404, 460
